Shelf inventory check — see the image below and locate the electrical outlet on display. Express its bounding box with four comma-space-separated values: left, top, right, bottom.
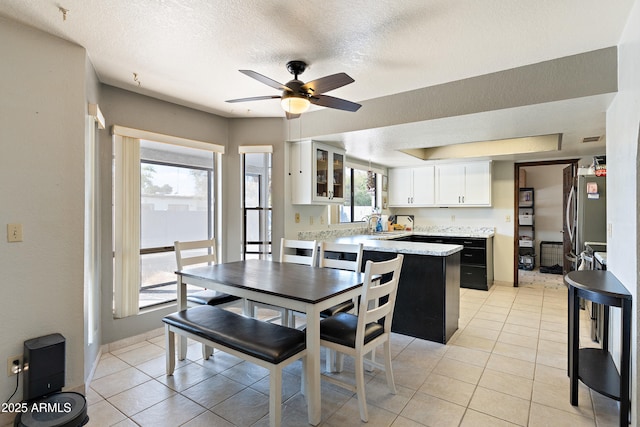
505, 215, 511, 222
7, 355, 23, 377
309, 216, 314, 225
295, 213, 300, 223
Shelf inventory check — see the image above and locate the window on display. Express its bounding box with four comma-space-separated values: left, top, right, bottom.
112, 126, 224, 317
242, 151, 272, 260
138, 140, 216, 308
339, 167, 378, 223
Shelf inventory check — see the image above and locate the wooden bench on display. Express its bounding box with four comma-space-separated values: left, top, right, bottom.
163, 305, 307, 427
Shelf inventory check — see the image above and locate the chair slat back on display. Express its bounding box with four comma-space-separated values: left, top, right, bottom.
280, 238, 318, 266
319, 242, 363, 272
175, 238, 217, 269
357, 255, 404, 338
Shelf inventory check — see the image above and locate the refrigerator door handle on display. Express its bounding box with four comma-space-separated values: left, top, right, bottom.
566, 185, 575, 245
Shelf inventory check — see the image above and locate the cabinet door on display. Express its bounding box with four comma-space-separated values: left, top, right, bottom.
463, 161, 491, 205
330, 150, 344, 202
435, 164, 465, 205
388, 168, 413, 206
412, 166, 435, 205
313, 145, 331, 202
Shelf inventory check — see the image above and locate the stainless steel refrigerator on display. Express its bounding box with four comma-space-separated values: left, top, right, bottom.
566, 175, 607, 262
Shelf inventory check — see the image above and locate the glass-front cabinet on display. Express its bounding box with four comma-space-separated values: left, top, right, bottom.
291, 140, 345, 204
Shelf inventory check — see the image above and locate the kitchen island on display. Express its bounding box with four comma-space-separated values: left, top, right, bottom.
333, 235, 462, 344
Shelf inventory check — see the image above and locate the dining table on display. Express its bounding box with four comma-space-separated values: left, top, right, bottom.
175, 259, 366, 426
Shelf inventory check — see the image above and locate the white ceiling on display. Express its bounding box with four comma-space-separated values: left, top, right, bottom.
0, 0, 634, 166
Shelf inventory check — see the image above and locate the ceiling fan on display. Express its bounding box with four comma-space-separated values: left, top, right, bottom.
226, 60, 361, 119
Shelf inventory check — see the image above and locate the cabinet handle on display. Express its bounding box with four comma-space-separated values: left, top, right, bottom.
408, 197, 410, 204
458, 196, 461, 203
462, 195, 465, 203
464, 254, 473, 257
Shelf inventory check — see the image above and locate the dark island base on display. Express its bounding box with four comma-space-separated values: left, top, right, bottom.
363, 250, 460, 344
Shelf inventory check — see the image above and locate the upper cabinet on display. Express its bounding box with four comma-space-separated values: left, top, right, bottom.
435, 161, 492, 206
388, 166, 435, 207
290, 140, 345, 205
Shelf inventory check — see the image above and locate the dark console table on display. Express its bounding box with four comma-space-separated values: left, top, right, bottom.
565, 270, 631, 427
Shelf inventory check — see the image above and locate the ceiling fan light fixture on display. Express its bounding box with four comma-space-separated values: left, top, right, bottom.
281, 94, 310, 114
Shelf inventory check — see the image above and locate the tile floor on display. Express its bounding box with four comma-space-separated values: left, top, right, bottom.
41, 271, 627, 426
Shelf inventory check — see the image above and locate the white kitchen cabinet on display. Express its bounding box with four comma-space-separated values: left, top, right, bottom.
290, 140, 345, 205
388, 166, 435, 207
435, 161, 492, 206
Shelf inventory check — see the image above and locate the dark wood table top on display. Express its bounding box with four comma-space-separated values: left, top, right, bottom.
178, 259, 365, 304
565, 270, 631, 307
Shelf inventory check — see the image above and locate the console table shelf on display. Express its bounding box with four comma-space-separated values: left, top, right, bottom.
565, 270, 631, 427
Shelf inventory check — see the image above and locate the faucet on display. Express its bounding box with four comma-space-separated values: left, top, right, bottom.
362, 214, 381, 234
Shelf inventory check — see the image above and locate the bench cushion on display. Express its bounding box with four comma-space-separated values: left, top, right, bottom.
319, 312, 384, 348
163, 306, 306, 364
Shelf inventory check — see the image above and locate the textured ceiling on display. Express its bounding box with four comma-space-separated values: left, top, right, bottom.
0, 0, 634, 166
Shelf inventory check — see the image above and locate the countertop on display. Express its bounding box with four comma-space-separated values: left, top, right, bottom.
333, 233, 463, 256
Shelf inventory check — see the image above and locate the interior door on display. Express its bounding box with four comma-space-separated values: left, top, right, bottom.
562, 164, 575, 274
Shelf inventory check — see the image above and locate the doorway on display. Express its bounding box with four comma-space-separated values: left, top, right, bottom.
513, 159, 579, 286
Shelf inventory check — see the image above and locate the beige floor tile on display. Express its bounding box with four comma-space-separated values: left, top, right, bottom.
468, 386, 530, 425
432, 357, 484, 385
180, 410, 235, 427
478, 368, 533, 400
528, 402, 596, 427
498, 331, 538, 349
400, 391, 466, 427
501, 323, 539, 338
107, 379, 176, 417
90, 366, 153, 398
93, 354, 131, 380
181, 374, 246, 409
535, 348, 566, 369
390, 415, 428, 426
130, 394, 206, 427
418, 372, 476, 406
459, 325, 501, 341
362, 376, 415, 414
466, 317, 505, 331
155, 362, 217, 392
460, 408, 520, 427
86, 400, 127, 426
442, 345, 490, 368
449, 332, 496, 353
114, 342, 165, 366
531, 380, 594, 418
210, 388, 270, 426
533, 364, 569, 388
322, 396, 398, 426
492, 341, 537, 363
486, 353, 535, 380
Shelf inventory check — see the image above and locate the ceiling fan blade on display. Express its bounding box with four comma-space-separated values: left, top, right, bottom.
310, 94, 361, 112
285, 112, 301, 120
239, 70, 291, 92
226, 95, 281, 103
301, 73, 354, 94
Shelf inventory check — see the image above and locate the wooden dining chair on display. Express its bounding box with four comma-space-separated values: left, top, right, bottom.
317, 242, 363, 370
249, 238, 319, 326
280, 238, 319, 328
175, 238, 241, 358
319, 254, 404, 422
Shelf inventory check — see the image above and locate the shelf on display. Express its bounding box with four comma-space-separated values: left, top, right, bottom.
578, 348, 621, 400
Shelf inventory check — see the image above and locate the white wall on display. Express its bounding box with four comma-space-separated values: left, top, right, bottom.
606, 0, 640, 422
0, 17, 86, 410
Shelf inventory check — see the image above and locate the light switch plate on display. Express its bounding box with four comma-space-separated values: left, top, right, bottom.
7, 223, 23, 242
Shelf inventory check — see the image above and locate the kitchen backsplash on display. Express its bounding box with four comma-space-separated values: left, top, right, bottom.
298, 225, 495, 241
